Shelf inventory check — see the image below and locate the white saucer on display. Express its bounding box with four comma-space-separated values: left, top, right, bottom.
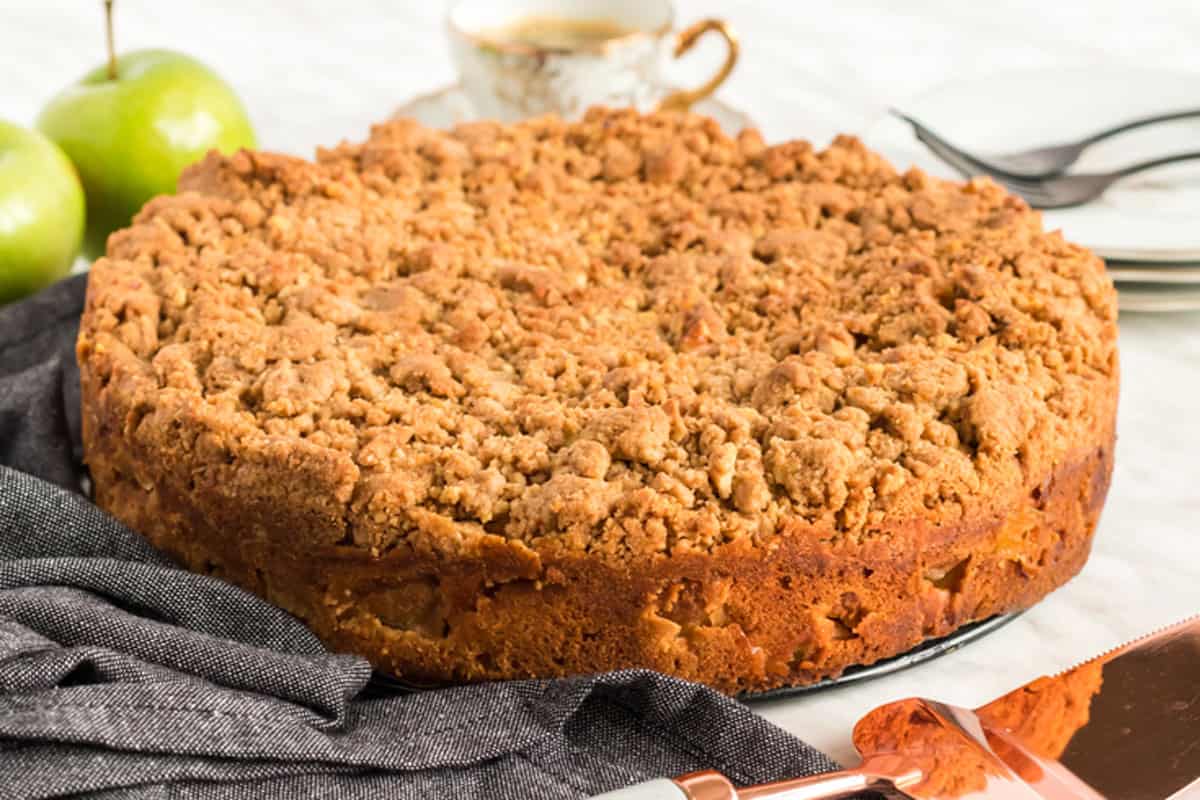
864, 68, 1200, 263
393, 84, 756, 135
1107, 263, 1200, 285
1117, 282, 1200, 313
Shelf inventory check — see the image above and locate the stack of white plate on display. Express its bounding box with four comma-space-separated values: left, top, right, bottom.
865, 68, 1200, 313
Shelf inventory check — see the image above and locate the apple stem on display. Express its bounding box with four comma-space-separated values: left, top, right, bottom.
104, 0, 117, 80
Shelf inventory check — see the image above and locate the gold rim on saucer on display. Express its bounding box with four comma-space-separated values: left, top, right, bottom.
391, 83, 757, 134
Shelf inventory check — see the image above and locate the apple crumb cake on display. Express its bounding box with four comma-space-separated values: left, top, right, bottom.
77, 109, 1118, 693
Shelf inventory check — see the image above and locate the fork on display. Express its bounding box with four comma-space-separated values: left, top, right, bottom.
892, 107, 1200, 179
990, 153, 1200, 208
907, 121, 1200, 208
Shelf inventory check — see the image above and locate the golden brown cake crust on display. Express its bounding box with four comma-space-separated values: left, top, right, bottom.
77, 109, 1119, 693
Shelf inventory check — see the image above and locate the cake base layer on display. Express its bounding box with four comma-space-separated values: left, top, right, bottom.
86, 403, 1112, 694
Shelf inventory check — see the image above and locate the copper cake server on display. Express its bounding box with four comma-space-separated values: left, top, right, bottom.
594, 615, 1200, 799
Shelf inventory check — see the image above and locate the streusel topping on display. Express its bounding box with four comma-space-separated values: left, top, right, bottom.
86, 109, 1118, 559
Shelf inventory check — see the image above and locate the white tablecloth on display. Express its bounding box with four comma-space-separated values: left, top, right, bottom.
7, 0, 1198, 766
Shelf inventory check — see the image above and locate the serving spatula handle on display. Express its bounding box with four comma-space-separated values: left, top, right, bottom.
592, 756, 916, 800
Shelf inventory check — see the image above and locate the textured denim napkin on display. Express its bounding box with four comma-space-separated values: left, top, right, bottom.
0, 275, 839, 799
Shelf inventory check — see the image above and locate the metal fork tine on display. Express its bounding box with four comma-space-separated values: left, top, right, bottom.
911, 132, 1053, 206
1014, 185, 1054, 206
912, 132, 1045, 198
996, 176, 1044, 194
894, 109, 1028, 180
992, 174, 1042, 199
912, 130, 979, 179
901, 116, 975, 166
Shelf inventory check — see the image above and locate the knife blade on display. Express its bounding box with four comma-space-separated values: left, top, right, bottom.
592, 615, 1200, 799
974, 617, 1200, 800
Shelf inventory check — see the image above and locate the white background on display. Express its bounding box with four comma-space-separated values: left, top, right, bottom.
5, 0, 1199, 767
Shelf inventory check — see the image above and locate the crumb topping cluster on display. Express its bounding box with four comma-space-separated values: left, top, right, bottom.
84, 109, 1118, 559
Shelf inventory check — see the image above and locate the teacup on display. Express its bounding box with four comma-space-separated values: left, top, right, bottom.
446, 0, 738, 122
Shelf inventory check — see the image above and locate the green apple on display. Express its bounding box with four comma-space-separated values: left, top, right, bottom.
38, 49, 256, 258
0, 121, 85, 304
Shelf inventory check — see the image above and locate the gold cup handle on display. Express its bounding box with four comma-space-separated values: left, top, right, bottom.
658, 19, 740, 112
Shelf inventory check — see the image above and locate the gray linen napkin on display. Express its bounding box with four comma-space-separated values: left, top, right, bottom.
0, 276, 840, 798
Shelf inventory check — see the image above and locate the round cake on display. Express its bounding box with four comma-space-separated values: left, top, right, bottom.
77, 109, 1119, 694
